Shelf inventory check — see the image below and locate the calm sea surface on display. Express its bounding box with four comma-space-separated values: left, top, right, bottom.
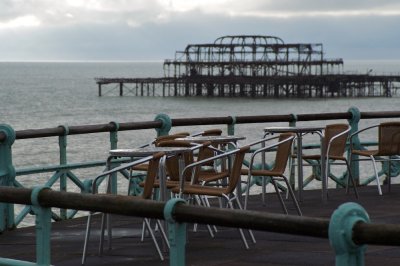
1, 60, 400, 225
1, 60, 400, 166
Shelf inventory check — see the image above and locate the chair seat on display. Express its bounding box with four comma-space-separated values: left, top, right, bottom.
302, 154, 346, 161
171, 184, 226, 197
132, 164, 149, 171
199, 170, 229, 183
241, 168, 283, 177
351, 149, 379, 157
139, 180, 181, 189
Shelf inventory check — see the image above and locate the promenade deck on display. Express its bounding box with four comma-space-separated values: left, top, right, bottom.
1, 184, 400, 265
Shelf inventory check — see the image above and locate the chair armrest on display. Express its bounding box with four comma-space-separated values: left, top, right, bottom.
246, 135, 281, 148
325, 127, 351, 158
349, 124, 379, 150
92, 153, 164, 193
248, 136, 295, 172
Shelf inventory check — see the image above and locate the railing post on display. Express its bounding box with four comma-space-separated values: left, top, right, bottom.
347, 107, 361, 184
155, 113, 172, 137
58, 125, 69, 220
228, 116, 236, 135
0, 124, 16, 231
289, 113, 297, 127
289, 114, 297, 188
31, 186, 52, 266
109, 122, 119, 194
329, 202, 369, 266
164, 198, 187, 266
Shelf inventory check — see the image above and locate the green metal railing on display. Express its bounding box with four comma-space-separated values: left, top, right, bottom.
1, 107, 400, 229
0, 186, 400, 266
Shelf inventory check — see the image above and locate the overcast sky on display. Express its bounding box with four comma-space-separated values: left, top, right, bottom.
0, 0, 399, 61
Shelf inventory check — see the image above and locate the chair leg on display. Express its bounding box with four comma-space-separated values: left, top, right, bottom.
227, 198, 249, 250
234, 196, 256, 244
81, 212, 93, 265
262, 176, 266, 206
99, 213, 106, 255
281, 175, 302, 216
140, 220, 146, 242
200, 195, 218, 233
344, 159, 359, 198
370, 156, 383, 195
271, 179, 289, 215
388, 159, 392, 193
244, 172, 252, 210
194, 195, 215, 238
156, 219, 170, 249
144, 218, 165, 261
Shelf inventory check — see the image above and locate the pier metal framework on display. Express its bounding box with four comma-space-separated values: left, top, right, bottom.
96, 35, 400, 98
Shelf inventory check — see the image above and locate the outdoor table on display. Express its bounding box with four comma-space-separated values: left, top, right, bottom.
264, 126, 325, 202
177, 135, 246, 147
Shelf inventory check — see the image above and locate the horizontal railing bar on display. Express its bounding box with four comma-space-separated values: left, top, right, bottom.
173, 204, 329, 238
353, 222, 400, 246
360, 111, 400, 119
171, 116, 233, 126
15, 160, 107, 175
14, 121, 162, 140
3, 110, 400, 141
1, 187, 400, 247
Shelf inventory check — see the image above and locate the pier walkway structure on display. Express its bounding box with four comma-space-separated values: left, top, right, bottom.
96, 35, 400, 98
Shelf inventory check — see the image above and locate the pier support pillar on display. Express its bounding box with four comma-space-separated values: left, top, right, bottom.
329, 202, 369, 266
0, 124, 16, 231
119, 82, 123, 96
98, 83, 102, 97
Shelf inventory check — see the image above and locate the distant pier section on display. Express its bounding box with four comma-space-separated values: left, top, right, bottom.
96, 35, 400, 98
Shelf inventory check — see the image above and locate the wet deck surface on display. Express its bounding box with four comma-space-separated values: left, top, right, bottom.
1, 184, 400, 265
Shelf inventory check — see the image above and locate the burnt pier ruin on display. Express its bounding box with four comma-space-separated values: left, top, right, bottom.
96, 35, 400, 98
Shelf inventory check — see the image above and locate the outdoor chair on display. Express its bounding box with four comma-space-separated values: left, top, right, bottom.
242, 133, 302, 215
302, 123, 359, 198
145, 140, 207, 190
82, 152, 167, 264
171, 146, 256, 249
350, 121, 400, 195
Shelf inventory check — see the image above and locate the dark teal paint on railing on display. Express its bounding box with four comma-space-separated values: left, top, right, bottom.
0, 124, 16, 230
329, 202, 369, 266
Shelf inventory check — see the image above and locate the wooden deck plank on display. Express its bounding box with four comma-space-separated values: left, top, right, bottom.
0, 184, 400, 265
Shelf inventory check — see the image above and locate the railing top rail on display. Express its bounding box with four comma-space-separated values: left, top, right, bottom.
1, 110, 400, 141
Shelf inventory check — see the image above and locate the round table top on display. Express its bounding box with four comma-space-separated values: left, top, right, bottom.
264, 126, 324, 134
177, 135, 245, 144
109, 146, 191, 157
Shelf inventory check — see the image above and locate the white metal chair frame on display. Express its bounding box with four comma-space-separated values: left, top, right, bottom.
243, 134, 302, 215
175, 147, 256, 250
82, 154, 168, 265
350, 123, 400, 195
